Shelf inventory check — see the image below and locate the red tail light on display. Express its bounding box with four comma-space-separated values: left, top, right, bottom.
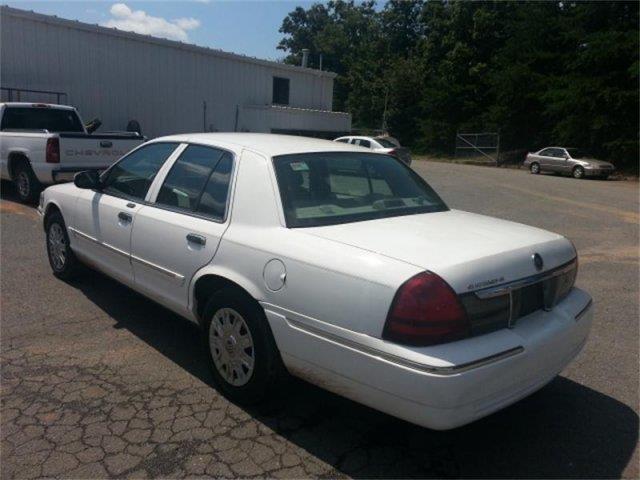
46, 138, 60, 164
388, 149, 398, 158
383, 272, 470, 346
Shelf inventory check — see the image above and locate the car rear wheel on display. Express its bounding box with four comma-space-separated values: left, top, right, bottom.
573, 166, 585, 179
530, 162, 540, 174
45, 211, 80, 279
13, 162, 41, 204
203, 288, 285, 404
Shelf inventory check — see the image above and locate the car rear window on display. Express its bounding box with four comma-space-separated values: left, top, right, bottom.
0, 107, 84, 133
273, 152, 448, 227
375, 137, 397, 148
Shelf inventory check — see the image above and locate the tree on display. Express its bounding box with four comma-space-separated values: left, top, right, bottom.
277, 0, 639, 169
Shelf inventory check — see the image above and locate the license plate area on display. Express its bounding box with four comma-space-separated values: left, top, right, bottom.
462, 258, 578, 335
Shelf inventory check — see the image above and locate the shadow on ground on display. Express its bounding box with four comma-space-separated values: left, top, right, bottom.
67, 268, 638, 479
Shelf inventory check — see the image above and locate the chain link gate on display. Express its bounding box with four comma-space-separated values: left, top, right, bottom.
455, 132, 500, 164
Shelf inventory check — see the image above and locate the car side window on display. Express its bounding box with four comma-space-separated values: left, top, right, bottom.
155, 145, 233, 221
195, 153, 233, 220
336, 138, 349, 144
548, 148, 563, 158
359, 139, 372, 148
539, 148, 553, 157
102, 142, 178, 201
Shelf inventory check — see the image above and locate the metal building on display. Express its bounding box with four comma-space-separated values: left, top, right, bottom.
0, 6, 351, 139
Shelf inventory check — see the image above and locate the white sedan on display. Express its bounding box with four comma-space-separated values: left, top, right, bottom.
39, 134, 593, 430
334, 135, 412, 165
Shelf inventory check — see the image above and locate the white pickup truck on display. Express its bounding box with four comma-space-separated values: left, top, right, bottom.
0, 102, 144, 202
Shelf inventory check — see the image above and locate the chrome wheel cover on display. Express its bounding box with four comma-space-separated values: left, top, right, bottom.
209, 307, 255, 386
531, 163, 539, 174
17, 171, 30, 198
574, 167, 583, 178
48, 223, 67, 270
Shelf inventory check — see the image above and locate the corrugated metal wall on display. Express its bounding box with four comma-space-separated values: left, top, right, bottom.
0, 7, 350, 139
240, 105, 351, 134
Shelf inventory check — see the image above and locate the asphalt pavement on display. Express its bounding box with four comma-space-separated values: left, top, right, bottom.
1, 162, 638, 479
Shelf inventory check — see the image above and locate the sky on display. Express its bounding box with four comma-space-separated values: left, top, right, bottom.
4, 1, 316, 60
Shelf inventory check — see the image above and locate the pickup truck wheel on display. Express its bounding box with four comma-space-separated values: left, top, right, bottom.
203, 288, 285, 404
13, 162, 41, 204
45, 212, 80, 279
530, 162, 540, 174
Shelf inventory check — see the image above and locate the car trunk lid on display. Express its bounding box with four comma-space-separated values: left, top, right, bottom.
301, 209, 576, 294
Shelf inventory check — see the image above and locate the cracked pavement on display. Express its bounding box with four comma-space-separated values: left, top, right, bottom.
1, 163, 638, 478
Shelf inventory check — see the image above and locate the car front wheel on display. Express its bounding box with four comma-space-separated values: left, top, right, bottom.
203, 288, 285, 404
530, 162, 540, 174
573, 166, 585, 179
45, 211, 80, 279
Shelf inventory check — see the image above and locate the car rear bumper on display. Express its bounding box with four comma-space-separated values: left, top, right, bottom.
31, 163, 109, 184
51, 166, 108, 183
264, 287, 593, 430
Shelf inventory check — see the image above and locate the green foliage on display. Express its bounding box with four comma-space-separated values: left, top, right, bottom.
278, 0, 639, 170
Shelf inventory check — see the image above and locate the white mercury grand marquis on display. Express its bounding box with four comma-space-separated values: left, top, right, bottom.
38, 133, 593, 430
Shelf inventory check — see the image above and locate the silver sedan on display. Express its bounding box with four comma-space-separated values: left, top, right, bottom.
524, 147, 615, 179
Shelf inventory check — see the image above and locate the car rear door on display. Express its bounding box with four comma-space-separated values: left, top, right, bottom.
71, 142, 180, 285
546, 148, 567, 172
536, 148, 556, 170
130, 144, 235, 314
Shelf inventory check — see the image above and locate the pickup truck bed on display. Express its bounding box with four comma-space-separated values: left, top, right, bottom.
0, 102, 144, 202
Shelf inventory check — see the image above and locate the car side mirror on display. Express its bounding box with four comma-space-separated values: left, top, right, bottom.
74, 170, 102, 190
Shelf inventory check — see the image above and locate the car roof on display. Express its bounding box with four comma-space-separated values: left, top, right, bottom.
0, 102, 75, 110
153, 133, 369, 156
335, 135, 377, 141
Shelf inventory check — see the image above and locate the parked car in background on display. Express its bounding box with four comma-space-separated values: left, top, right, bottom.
334, 135, 412, 165
524, 147, 615, 179
0, 102, 144, 202
39, 133, 592, 430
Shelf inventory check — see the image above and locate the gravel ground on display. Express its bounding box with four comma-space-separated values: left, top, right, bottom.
1, 162, 638, 479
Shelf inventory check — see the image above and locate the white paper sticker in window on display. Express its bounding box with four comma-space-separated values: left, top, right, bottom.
290, 161, 309, 172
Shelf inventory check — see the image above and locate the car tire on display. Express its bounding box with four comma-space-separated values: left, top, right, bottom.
202, 288, 285, 405
45, 211, 81, 280
530, 162, 540, 174
573, 166, 585, 179
13, 161, 42, 204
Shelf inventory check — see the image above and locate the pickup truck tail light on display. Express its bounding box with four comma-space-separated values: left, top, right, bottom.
383, 272, 470, 346
46, 138, 60, 164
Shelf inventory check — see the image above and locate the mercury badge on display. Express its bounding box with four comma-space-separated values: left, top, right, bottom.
532, 253, 544, 271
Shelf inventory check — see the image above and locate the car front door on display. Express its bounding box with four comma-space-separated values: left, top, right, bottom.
556, 149, 572, 173
130, 144, 235, 314
71, 142, 180, 285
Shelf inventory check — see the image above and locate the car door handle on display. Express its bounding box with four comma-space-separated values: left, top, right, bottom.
118, 212, 132, 223
186, 233, 206, 246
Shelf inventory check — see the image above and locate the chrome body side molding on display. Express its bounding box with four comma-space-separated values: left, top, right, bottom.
69, 226, 184, 281
286, 316, 524, 376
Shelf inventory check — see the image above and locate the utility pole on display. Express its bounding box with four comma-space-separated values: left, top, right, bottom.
381, 88, 389, 133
